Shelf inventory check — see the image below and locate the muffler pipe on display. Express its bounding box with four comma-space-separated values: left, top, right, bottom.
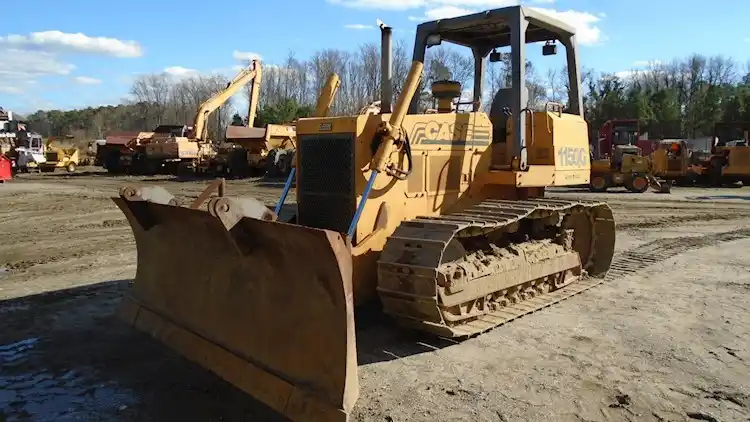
378, 19, 393, 114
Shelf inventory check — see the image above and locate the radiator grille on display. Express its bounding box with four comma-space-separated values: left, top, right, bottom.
297, 133, 356, 234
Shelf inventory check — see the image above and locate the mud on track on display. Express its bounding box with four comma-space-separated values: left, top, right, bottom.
1, 170, 750, 421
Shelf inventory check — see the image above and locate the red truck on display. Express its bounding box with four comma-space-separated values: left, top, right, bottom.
595, 119, 657, 159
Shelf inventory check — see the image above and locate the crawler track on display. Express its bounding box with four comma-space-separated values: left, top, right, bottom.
378, 196, 750, 339
376, 198, 616, 338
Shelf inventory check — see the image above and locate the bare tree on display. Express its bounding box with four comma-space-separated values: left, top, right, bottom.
130, 73, 171, 128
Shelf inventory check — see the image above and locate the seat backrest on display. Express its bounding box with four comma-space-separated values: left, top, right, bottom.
489, 86, 529, 144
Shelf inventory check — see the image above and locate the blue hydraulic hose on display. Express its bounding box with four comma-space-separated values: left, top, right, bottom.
347, 170, 379, 239
274, 167, 296, 216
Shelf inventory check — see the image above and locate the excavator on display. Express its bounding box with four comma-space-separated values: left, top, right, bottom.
113, 6, 616, 422
145, 59, 296, 176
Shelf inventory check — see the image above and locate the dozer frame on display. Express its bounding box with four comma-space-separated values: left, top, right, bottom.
114, 6, 616, 422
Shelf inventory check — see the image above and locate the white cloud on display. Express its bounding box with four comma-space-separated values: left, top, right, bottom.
631, 59, 662, 67
410, 5, 475, 21
435, 0, 517, 5
164, 66, 199, 77
0, 48, 74, 96
0, 85, 24, 94
344, 24, 376, 30
615, 60, 665, 80
0, 48, 75, 81
530, 7, 604, 45
0, 30, 142, 58
332, 0, 519, 9
73, 76, 102, 85
330, 0, 605, 45
232, 50, 262, 61
327, 0, 426, 10
615, 70, 637, 79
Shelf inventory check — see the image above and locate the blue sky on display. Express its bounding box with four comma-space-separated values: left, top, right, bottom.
2, 0, 749, 115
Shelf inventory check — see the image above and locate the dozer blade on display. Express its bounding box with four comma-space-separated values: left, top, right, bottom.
649, 176, 672, 193
113, 187, 358, 422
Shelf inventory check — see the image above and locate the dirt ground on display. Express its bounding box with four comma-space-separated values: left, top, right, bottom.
1, 168, 749, 422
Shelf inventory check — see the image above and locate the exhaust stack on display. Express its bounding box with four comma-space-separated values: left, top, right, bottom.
378, 19, 393, 114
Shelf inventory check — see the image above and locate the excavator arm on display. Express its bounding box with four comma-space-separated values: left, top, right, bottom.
192, 59, 262, 141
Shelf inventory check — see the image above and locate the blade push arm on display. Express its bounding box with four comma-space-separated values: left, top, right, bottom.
313, 74, 341, 118
347, 60, 423, 239
193, 59, 262, 141
370, 60, 423, 173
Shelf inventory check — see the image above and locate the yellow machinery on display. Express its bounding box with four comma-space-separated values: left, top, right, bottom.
113, 8, 617, 421
38, 137, 80, 173
708, 122, 750, 186
224, 122, 298, 176
145, 59, 269, 174
590, 144, 670, 193
225, 75, 341, 177
651, 139, 706, 185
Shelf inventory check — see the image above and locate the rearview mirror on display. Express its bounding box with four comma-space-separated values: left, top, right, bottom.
489, 51, 502, 62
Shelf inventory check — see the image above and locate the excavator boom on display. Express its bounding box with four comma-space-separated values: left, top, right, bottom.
193, 59, 262, 141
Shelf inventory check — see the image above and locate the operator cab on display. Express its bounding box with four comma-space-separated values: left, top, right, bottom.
611, 122, 639, 147
410, 5, 584, 171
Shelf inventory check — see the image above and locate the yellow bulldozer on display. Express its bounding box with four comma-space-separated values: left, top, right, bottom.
707, 121, 750, 186
589, 143, 670, 193
113, 7, 616, 421
651, 139, 706, 185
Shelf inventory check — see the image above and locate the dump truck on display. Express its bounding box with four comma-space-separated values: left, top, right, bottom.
220, 62, 301, 178
223, 123, 297, 177
99, 131, 156, 174
113, 7, 616, 421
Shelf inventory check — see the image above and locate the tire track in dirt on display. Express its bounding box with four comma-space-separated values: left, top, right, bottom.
604, 228, 750, 281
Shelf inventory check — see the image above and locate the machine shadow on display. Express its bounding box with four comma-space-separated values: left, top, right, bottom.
687, 194, 750, 201
550, 187, 666, 194
0, 280, 288, 422
34, 170, 121, 178
354, 302, 461, 365
0, 280, 456, 420
135, 174, 289, 185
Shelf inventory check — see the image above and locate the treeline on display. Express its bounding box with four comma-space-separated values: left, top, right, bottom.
24, 74, 233, 142
20, 41, 750, 142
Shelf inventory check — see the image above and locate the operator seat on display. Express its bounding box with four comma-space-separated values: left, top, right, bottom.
489, 86, 529, 143
489, 86, 528, 167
